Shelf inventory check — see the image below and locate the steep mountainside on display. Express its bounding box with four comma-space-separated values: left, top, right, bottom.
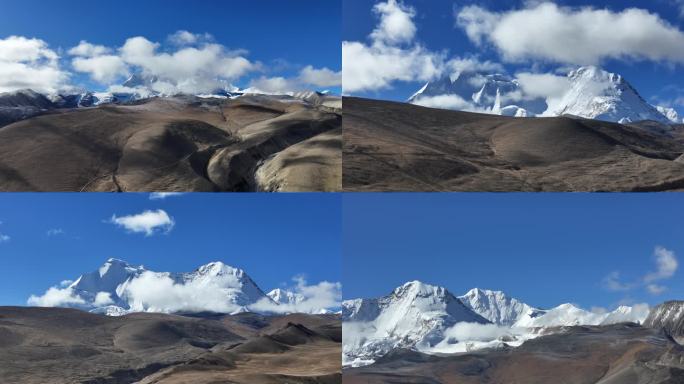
408, 66, 678, 124
342, 281, 488, 366
644, 300, 684, 341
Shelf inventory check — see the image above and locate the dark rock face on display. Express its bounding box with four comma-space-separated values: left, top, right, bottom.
644, 301, 684, 340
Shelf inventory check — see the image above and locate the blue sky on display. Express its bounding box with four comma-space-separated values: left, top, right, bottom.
0, 193, 341, 306
343, 0, 684, 116
0, 0, 341, 94
343, 193, 684, 310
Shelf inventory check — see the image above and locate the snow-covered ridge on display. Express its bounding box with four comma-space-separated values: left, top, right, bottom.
408, 66, 681, 124
28, 258, 336, 316
343, 280, 651, 367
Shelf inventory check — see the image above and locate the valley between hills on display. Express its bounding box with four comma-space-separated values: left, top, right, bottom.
0, 91, 341, 192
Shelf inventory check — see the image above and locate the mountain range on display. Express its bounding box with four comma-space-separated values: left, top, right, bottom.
343, 281, 651, 367
409, 66, 681, 125
29, 258, 332, 316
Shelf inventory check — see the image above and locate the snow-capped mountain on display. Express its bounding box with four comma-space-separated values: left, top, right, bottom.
408, 71, 547, 117
29, 258, 331, 316
343, 281, 652, 367
268, 288, 305, 305
458, 288, 534, 326
342, 281, 488, 367
656, 106, 682, 124
553, 66, 671, 124
408, 66, 678, 124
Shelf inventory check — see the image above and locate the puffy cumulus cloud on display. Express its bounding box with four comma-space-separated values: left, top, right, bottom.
442, 322, 515, 342
343, 42, 445, 93
0, 36, 69, 93
515, 71, 572, 114
411, 94, 488, 113
644, 246, 678, 283
93, 292, 114, 306
515, 72, 570, 99
120, 37, 256, 93
456, 2, 684, 65
370, 0, 417, 45
109, 209, 175, 236
342, 0, 446, 93
120, 271, 243, 313
248, 65, 342, 93
249, 276, 342, 314
27, 286, 85, 307
68, 32, 259, 94
72, 55, 128, 83
68, 41, 110, 57
298, 66, 342, 88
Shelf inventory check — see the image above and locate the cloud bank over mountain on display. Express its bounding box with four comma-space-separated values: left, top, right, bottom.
0, 31, 341, 95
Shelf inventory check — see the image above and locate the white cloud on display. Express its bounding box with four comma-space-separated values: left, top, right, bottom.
46, 228, 64, 236
0, 233, 9, 243
644, 246, 678, 282
0, 35, 69, 93
119, 36, 257, 94
167, 30, 212, 46
298, 65, 342, 87
342, 0, 446, 93
120, 271, 243, 313
647, 284, 667, 295
447, 56, 505, 75
342, 42, 445, 93
249, 275, 342, 314
602, 271, 633, 292
72, 55, 128, 84
93, 291, 114, 306
149, 192, 185, 200
68, 41, 110, 57
27, 286, 85, 307
456, 2, 684, 65
109, 209, 175, 236
411, 94, 489, 113
59, 280, 73, 287
248, 65, 342, 93
67, 32, 259, 94
515, 72, 570, 99
370, 0, 417, 45
602, 246, 678, 296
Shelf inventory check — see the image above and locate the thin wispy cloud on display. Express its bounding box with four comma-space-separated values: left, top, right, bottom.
46, 228, 64, 236
149, 192, 185, 200
602, 246, 679, 296
109, 209, 175, 236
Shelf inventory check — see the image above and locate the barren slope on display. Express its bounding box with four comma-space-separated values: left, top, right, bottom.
0, 307, 341, 384
0, 95, 341, 191
343, 97, 684, 192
